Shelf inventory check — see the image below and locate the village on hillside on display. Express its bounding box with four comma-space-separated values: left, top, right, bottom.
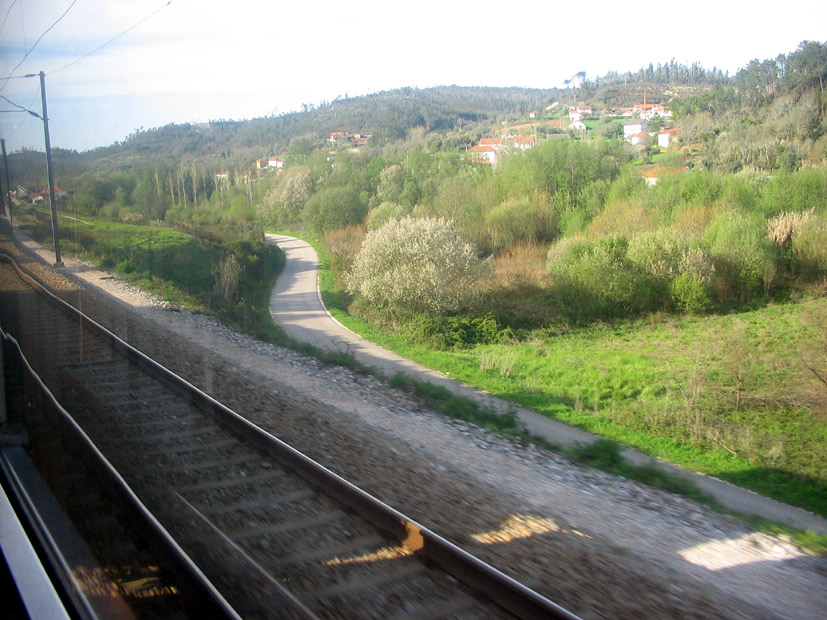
465, 97, 685, 184
12, 95, 684, 206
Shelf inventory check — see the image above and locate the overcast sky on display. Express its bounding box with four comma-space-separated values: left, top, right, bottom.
1, 0, 825, 153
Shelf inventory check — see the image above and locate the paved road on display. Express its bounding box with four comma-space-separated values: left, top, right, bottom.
269, 233, 827, 534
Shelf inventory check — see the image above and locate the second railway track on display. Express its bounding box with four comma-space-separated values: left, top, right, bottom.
0, 253, 578, 620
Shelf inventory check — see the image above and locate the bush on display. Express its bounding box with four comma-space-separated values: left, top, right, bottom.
493, 242, 548, 291
627, 229, 686, 282
346, 217, 489, 316
486, 198, 557, 249
587, 199, 659, 238
302, 185, 367, 234
402, 313, 509, 350
704, 210, 778, 300
116, 259, 136, 274
670, 271, 713, 313
547, 236, 656, 319
366, 201, 409, 230
325, 225, 366, 274
791, 214, 827, 277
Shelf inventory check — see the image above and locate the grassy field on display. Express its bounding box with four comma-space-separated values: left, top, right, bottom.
302, 234, 827, 518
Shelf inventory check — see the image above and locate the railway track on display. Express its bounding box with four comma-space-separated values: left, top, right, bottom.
0, 253, 580, 620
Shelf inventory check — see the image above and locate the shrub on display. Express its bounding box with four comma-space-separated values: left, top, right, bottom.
366, 201, 409, 230
547, 236, 656, 319
704, 210, 778, 299
546, 235, 591, 269
670, 271, 713, 314
791, 214, 827, 277
345, 217, 489, 316
302, 185, 367, 234
587, 199, 659, 238
403, 313, 508, 350
767, 209, 813, 248
627, 229, 686, 282
213, 253, 242, 304
760, 168, 827, 216
486, 198, 557, 249
116, 259, 136, 274
492, 242, 548, 291
671, 202, 725, 238
325, 225, 365, 274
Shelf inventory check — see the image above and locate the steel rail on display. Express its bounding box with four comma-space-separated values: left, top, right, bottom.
1, 327, 243, 620
0, 251, 581, 620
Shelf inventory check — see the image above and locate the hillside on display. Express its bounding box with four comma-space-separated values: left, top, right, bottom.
7, 40, 824, 186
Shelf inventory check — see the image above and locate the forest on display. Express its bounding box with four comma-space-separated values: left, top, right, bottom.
8, 41, 827, 518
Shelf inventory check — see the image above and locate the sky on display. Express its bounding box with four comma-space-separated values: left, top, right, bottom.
1, 0, 825, 153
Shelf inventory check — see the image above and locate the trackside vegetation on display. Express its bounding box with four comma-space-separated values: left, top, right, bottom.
8, 42, 826, 533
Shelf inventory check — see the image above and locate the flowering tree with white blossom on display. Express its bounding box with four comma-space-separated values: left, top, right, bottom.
346, 217, 489, 315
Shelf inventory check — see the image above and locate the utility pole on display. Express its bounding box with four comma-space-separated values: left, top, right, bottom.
39, 71, 62, 266
1, 139, 10, 227
0, 140, 5, 217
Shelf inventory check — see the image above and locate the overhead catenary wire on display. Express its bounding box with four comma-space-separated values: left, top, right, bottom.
0, 89, 41, 141
0, 0, 78, 91
49, 1, 174, 76
0, 94, 41, 118
0, 0, 19, 39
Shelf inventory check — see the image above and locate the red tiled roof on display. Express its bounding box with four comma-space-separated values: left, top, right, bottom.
643, 166, 689, 178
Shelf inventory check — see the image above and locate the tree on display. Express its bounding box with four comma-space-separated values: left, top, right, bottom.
286, 137, 313, 165
302, 185, 367, 234
276, 166, 314, 222
346, 217, 489, 315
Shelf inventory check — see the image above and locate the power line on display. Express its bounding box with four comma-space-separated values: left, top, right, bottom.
0, 94, 41, 118
0, 0, 19, 39
49, 1, 173, 76
1, 0, 78, 91
1, 90, 41, 142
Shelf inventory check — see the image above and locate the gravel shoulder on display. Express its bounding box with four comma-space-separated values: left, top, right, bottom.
3, 220, 826, 620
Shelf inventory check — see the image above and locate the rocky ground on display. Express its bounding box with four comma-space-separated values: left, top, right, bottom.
2, 224, 825, 619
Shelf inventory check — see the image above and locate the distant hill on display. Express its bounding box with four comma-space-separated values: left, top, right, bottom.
9, 41, 826, 185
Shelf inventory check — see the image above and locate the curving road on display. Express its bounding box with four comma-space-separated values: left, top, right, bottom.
266, 232, 827, 534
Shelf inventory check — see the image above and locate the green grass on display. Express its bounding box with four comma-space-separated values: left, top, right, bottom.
301, 226, 827, 518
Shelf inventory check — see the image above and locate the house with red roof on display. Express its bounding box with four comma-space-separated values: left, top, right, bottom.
479, 137, 503, 147
512, 134, 536, 150
568, 105, 593, 122
643, 166, 689, 186
471, 145, 498, 165
658, 127, 680, 148
634, 103, 672, 120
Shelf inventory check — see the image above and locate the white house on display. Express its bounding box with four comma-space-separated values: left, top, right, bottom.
470, 145, 498, 165
658, 128, 679, 148
512, 134, 536, 150
624, 118, 649, 139
568, 105, 593, 122
631, 132, 652, 146
635, 103, 672, 120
